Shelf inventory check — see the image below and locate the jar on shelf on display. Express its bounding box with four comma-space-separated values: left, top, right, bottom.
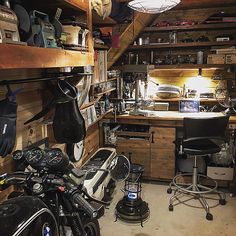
197, 51, 204, 64
169, 31, 177, 44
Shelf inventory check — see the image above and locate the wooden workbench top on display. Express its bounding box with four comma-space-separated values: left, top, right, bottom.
103, 111, 236, 125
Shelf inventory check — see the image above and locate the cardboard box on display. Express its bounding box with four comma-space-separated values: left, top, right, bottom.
207, 166, 234, 181
225, 54, 236, 64
207, 54, 225, 64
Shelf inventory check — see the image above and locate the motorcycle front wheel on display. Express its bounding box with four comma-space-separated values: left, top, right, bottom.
83, 218, 100, 236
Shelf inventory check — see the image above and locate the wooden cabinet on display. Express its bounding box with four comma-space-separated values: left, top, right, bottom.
114, 124, 176, 180
116, 136, 151, 178
150, 127, 176, 180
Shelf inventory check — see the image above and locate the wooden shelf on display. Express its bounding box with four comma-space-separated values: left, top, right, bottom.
128, 40, 236, 50
81, 101, 96, 110
149, 64, 229, 70
152, 98, 217, 102
94, 43, 109, 50
92, 12, 117, 26
88, 109, 113, 128
64, 0, 88, 12
92, 77, 117, 86
94, 88, 116, 97
0, 44, 94, 69
144, 23, 236, 32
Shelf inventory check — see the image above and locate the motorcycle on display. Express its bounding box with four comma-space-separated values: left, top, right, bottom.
0, 147, 130, 236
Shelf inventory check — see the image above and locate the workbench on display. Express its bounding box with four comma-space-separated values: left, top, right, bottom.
101, 111, 236, 193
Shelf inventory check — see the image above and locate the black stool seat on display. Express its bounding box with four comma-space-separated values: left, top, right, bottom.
130, 163, 144, 173
183, 139, 221, 155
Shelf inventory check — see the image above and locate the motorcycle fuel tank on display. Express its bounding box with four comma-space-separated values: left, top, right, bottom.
0, 196, 58, 236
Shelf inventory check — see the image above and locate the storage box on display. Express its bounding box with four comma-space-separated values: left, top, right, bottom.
207, 54, 225, 64
216, 48, 236, 54
207, 166, 234, 181
225, 54, 236, 64
154, 102, 169, 111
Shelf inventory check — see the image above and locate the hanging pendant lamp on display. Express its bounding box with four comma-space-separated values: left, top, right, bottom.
128, 0, 181, 14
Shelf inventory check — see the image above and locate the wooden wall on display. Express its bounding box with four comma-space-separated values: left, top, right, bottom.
149, 69, 221, 96
0, 69, 45, 201
0, 69, 100, 201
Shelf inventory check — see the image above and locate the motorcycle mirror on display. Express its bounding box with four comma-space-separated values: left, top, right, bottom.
108, 155, 130, 182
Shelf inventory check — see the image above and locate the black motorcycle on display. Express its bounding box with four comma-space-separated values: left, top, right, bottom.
0, 147, 130, 236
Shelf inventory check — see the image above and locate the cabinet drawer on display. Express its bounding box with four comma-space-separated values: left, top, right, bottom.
207, 167, 234, 181
150, 127, 175, 148
117, 139, 150, 149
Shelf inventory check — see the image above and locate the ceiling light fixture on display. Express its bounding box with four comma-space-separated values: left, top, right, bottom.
128, 0, 181, 14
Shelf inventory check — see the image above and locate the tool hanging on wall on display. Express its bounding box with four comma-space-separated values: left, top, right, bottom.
53, 95, 86, 143
0, 85, 18, 157
24, 79, 86, 143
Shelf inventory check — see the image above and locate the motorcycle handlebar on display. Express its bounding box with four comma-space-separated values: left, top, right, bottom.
72, 192, 98, 219
1, 172, 102, 219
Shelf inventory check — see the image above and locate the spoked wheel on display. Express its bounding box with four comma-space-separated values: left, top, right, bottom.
83, 218, 100, 236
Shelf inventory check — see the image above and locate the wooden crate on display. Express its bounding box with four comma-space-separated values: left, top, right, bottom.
207, 54, 225, 64
225, 54, 236, 64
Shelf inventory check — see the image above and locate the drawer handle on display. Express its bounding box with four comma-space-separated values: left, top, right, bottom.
151, 131, 155, 143
214, 172, 226, 176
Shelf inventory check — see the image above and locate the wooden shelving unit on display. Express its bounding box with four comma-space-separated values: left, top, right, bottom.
0, 0, 94, 70
144, 23, 236, 32
128, 40, 236, 50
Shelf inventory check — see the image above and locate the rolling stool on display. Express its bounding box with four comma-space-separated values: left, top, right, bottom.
115, 153, 149, 226
167, 116, 229, 221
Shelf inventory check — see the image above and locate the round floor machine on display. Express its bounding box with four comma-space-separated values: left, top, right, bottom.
115, 163, 149, 227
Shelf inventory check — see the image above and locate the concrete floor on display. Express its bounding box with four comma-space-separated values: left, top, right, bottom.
99, 182, 236, 236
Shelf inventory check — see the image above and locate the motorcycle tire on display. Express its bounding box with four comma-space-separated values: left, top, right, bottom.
82, 217, 100, 236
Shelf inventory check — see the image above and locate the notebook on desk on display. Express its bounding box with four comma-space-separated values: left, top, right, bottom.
179, 100, 200, 113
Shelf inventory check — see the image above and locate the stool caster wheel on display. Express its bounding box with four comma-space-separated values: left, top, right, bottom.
167, 188, 172, 194
206, 213, 213, 221
169, 204, 173, 211
219, 199, 226, 205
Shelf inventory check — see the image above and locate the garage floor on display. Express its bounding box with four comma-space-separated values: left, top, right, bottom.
99, 182, 236, 236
